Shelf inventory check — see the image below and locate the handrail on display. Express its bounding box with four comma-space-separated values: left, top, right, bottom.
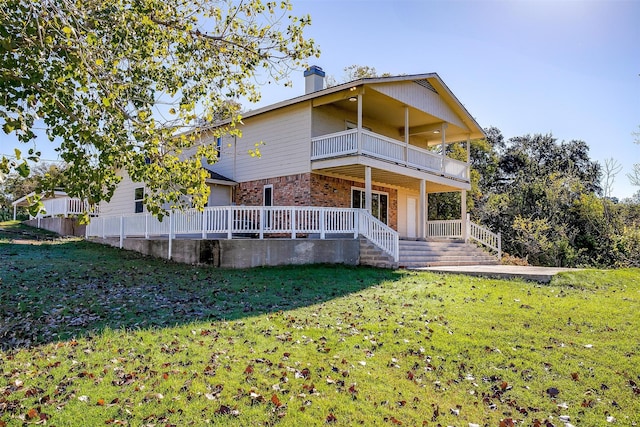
467, 215, 501, 260
357, 209, 399, 262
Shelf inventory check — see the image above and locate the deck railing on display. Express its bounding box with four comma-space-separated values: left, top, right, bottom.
311, 129, 469, 181
86, 206, 399, 262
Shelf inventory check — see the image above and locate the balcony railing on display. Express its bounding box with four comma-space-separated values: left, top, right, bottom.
311, 129, 469, 181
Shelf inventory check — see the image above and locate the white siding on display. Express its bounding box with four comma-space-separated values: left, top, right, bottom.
207, 185, 231, 206
232, 103, 312, 182
312, 105, 346, 137
312, 104, 404, 143
99, 170, 144, 216
374, 81, 466, 129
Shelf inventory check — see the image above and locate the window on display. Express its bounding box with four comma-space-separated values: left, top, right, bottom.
216, 136, 222, 158
263, 185, 273, 228
351, 187, 388, 224
134, 187, 144, 213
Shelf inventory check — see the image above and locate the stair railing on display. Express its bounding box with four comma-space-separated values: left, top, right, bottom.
466, 214, 501, 260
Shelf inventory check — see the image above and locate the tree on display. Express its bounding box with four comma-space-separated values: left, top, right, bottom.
474, 132, 604, 266
1, 162, 66, 201
629, 125, 640, 187
325, 64, 391, 87
1, 0, 319, 218
601, 157, 623, 199
0, 162, 66, 220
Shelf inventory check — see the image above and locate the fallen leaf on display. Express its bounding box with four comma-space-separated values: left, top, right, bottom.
271, 394, 282, 407
26, 408, 39, 420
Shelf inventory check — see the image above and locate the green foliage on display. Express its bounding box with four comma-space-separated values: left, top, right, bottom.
1, 0, 319, 215
472, 129, 640, 267
1, 235, 639, 425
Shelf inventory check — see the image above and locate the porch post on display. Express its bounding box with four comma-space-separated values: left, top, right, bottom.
168, 211, 173, 260
466, 135, 471, 180
119, 215, 124, 249
419, 179, 426, 239
440, 123, 448, 172
461, 189, 467, 241
357, 93, 363, 154
364, 166, 372, 213
13, 204, 16, 221
404, 106, 409, 163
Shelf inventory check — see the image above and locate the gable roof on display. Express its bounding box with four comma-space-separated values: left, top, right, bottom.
203, 166, 236, 186
233, 73, 485, 140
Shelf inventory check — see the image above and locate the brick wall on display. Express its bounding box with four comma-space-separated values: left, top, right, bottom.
234, 172, 398, 231
234, 173, 312, 206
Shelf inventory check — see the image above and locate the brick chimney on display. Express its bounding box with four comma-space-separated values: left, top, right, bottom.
304, 65, 325, 94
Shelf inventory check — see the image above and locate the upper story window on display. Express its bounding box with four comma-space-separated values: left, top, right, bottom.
216, 136, 222, 158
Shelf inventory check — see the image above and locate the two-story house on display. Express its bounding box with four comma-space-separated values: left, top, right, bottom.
89, 67, 501, 268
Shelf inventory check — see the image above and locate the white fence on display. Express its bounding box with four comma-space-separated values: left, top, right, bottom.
311, 129, 469, 180
86, 206, 399, 262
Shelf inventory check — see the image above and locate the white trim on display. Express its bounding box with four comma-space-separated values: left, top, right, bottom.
134, 187, 144, 214
263, 184, 273, 207
351, 186, 389, 224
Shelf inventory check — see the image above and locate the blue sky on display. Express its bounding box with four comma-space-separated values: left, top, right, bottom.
3, 0, 639, 198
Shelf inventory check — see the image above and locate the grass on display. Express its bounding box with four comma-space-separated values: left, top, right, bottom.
1, 222, 639, 426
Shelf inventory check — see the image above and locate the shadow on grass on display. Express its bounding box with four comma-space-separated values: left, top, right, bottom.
1, 226, 404, 351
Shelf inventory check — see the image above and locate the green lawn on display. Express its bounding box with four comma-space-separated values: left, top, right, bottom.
1, 222, 639, 426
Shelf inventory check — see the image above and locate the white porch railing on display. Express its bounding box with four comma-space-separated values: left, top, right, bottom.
86, 206, 399, 262
358, 210, 399, 262
427, 215, 501, 259
311, 129, 469, 181
36, 198, 99, 218
427, 219, 463, 239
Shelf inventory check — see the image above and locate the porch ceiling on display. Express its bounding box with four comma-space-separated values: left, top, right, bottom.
319, 86, 474, 144
312, 159, 467, 193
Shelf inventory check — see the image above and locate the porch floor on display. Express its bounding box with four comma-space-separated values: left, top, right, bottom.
411, 265, 581, 283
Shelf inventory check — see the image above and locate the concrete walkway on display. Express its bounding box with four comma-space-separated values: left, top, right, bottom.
412, 265, 580, 283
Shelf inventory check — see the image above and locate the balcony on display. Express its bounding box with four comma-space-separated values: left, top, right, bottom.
311, 129, 469, 181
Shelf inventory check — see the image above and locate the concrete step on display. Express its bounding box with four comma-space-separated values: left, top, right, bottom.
398, 239, 498, 268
